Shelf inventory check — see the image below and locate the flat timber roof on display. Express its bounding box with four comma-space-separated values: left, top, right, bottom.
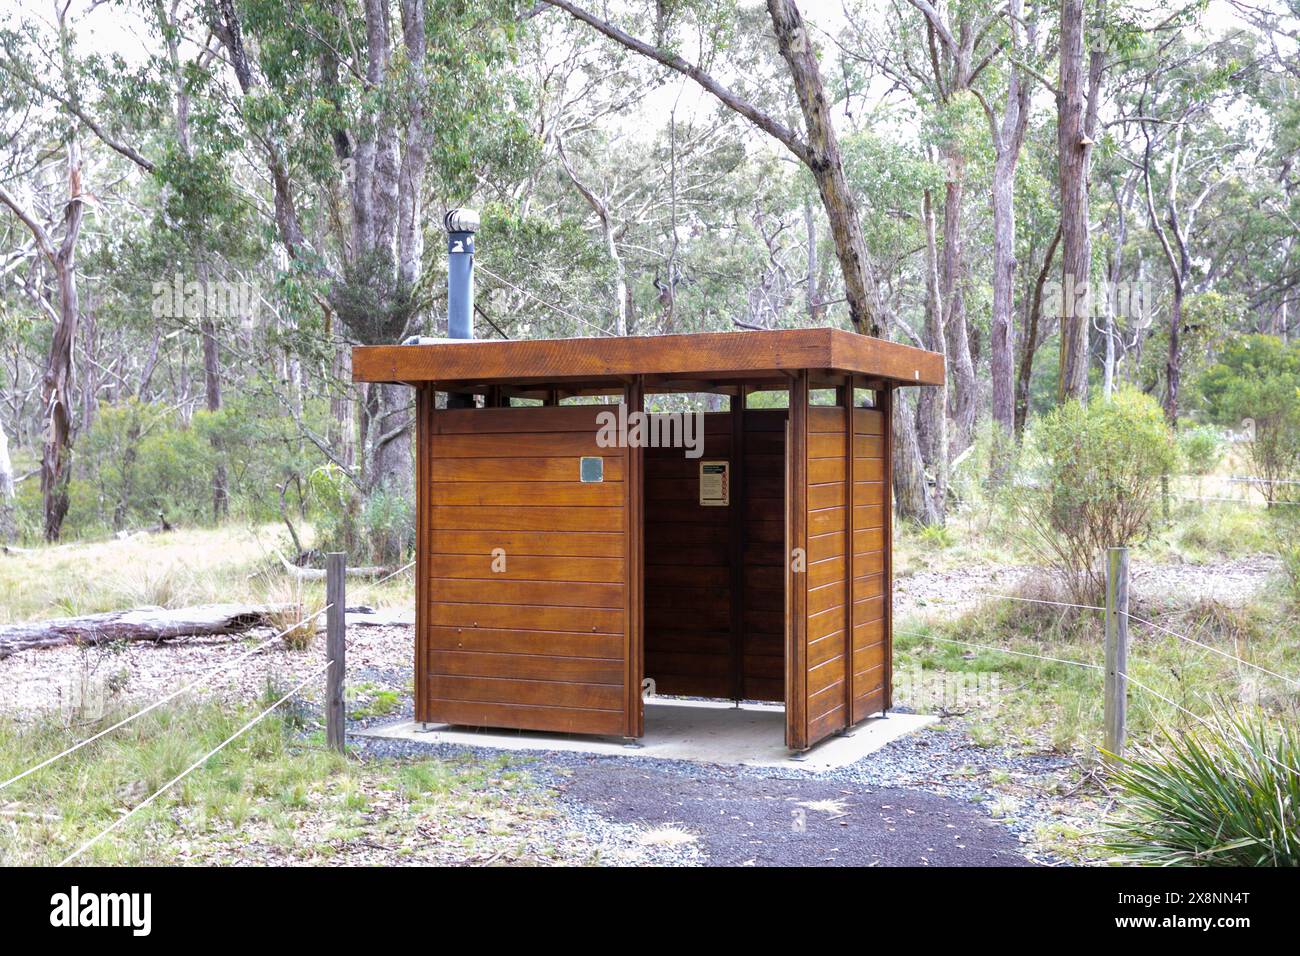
352, 327, 945, 393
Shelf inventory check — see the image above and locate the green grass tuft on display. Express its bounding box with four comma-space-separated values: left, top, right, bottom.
1103, 712, 1300, 866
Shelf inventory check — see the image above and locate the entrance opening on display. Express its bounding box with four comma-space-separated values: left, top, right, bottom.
642, 397, 788, 713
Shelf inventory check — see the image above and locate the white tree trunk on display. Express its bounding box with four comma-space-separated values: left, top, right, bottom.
0, 421, 13, 501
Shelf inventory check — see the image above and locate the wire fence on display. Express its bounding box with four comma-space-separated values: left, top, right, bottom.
900, 558, 1300, 771
0, 547, 419, 862
58, 661, 333, 866
0, 603, 334, 793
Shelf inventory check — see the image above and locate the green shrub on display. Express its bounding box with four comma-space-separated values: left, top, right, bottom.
1017, 388, 1177, 601
1105, 713, 1300, 866
1197, 335, 1300, 506
1176, 424, 1225, 479
308, 464, 413, 566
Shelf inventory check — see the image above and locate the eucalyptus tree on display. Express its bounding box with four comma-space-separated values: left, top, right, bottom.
541, 0, 889, 335
203, 0, 523, 498
0, 4, 88, 540
1118, 30, 1262, 421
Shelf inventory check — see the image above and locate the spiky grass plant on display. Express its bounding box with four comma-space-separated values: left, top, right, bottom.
1104, 712, 1300, 866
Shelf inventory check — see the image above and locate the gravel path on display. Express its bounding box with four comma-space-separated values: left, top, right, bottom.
549, 760, 1033, 866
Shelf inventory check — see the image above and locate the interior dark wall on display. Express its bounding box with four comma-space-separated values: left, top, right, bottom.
642, 407, 787, 702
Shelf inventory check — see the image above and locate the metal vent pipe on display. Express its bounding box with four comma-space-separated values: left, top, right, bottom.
445, 208, 479, 341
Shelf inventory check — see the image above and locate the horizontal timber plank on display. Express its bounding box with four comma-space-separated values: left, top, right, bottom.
426, 626, 623, 659
646, 651, 732, 678
432, 432, 608, 459
429, 601, 622, 633
808, 482, 848, 510
429, 530, 623, 558
853, 688, 886, 723
807, 406, 847, 433
809, 706, 848, 742
853, 408, 885, 435
426, 699, 623, 736
427, 554, 624, 583
807, 531, 847, 563
430, 455, 625, 483
743, 677, 784, 701
429, 577, 623, 609
807, 580, 847, 615
432, 480, 623, 507
647, 675, 733, 698
428, 649, 624, 684
428, 675, 622, 710
809, 506, 847, 536
808, 433, 848, 459
432, 405, 615, 434
808, 458, 846, 484
430, 505, 623, 533
808, 631, 847, 671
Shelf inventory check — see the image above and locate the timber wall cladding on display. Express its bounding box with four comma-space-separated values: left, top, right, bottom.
803, 404, 850, 746
423, 404, 628, 736
851, 405, 889, 721
741, 409, 787, 701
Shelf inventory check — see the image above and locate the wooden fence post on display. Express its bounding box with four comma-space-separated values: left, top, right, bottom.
1104, 546, 1130, 761
326, 552, 346, 754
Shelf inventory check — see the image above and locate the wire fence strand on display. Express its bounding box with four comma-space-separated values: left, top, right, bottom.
58, 661, 331, 867
1124, 610, 1300, 689
0, 603, 333, 793
984, 593, 1108, 613
1120, 672, 1300, 779
896, 628, 1103, 671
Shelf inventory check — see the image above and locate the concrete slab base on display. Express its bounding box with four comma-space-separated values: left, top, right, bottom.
357, 698, 937, 771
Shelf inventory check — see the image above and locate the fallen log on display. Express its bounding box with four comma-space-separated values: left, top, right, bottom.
274, 551, 390, 581
0, 603, 294, 659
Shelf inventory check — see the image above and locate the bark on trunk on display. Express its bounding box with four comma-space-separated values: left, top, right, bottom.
40, 147, 84, 542
893, 391, 939, 525
989, 0, 1032, 436
0, 420, 14, 543
364, 383, 414, 497
917, 187, 948, 521
1165, 284, 1183, 422
766, 0, 882, 334
804, 200, 824, 322
941, 155, 977, 456
0, 603, 295, 659
1015, 225, 1061, 436
1056, 0, 1100, 403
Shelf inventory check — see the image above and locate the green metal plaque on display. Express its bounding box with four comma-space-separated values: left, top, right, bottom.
580, 456, 604, 483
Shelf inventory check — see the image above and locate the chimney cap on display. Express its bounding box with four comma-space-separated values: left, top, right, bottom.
445, 208, 480, 233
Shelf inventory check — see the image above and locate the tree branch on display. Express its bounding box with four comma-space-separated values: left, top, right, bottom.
540, 0, 812, 166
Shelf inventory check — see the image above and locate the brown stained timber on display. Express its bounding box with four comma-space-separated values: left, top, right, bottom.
353, 328, 941, 750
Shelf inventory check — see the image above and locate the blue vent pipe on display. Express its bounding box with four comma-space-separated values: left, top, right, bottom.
445, 208, 479, 340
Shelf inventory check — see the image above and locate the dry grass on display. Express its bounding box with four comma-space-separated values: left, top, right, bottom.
0, 525, 283, 624
256, 576, 325, 651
